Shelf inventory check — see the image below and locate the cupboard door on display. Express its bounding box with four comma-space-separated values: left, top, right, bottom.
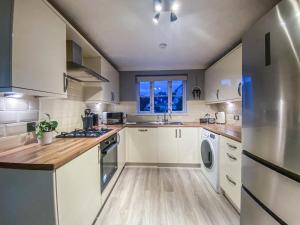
127, 128, 157, 163
205, 66, 220, 103
218, 46, 242, 101
12, 0, 66, 96
56, 146, 101, 225
157, 128, 178, 163
177, 128, 199, 164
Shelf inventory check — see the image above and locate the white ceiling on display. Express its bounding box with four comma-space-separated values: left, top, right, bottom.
50, 0, 279, 71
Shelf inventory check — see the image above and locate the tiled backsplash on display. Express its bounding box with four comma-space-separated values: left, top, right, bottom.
109, 101, 218, 122
216, 101, 242, 126
0, 96, 39, 137
0, 95, 39, 151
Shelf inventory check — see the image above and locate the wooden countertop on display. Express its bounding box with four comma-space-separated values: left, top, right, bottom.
0, 127, 123, 170
0, 123, 240, 170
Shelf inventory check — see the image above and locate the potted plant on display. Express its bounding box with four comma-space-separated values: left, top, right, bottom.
36, 114, 58, 145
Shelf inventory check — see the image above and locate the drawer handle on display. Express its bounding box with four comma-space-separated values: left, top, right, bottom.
138, 129, 148, 132
226, 153, 237, 161
226, 175, 237, 186
227, 143, 237, 150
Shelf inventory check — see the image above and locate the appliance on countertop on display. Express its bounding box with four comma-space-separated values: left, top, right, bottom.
200, 113, 216, 124
100, 133, 119, 192
215, 112, 226, 124
241, 0, 300, 224
56, 128, 112, 138
66, 40, 109, 82
200, 129, 220, 193
102, 112, 125, 125
81, 109, 94, 130
92, 113, 99, 126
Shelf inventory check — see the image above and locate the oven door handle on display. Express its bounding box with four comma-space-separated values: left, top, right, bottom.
101, 143, 118, 155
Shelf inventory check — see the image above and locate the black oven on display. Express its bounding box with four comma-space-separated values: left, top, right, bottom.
100, 134, 118, 193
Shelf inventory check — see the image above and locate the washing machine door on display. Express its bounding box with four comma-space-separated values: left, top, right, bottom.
201, 139, 214, 169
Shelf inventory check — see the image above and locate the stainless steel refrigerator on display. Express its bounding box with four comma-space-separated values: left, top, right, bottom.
241, 0, 300, 224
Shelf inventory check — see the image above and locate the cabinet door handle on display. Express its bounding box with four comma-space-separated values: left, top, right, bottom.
226, 175, 236, 186
175, 129, 178, 138
98, 145, 101, 164
226, 153, 237, 161
138, 129, 148, 132
216, 89, 219, 100
179, 129, 182, 138
117, 133, 120, 144
63, 73, 68, 92
238, 82, 242, 97
227, 143, 237, 150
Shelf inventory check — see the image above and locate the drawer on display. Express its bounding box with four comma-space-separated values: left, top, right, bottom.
220, 172, 241, 210
220, 148, 241, 182
220, 136, 241, 156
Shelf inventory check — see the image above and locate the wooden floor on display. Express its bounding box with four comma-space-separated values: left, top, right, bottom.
95, 167, 240, 225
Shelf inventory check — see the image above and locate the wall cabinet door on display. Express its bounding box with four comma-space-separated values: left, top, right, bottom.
157, 128, 178, 163
84, 58, 119, 104
11, 0, 66, 97
56, 146, 101, 225
127, 128, 157, 163
205, 45, 242, 103
177, 128, 199, 164
117, 128, 126, 171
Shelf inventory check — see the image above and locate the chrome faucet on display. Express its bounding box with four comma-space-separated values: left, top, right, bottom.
163, 108, 172, 122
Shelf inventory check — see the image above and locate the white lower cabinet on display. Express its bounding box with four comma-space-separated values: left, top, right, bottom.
219, 136, 242, 210
56, 145, 101, 225
177, 128, 199, 164
127, 128, 158, 163
126, 127, 199, 164
157, 128, 178, 163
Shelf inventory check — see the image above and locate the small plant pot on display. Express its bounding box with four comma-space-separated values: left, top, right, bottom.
38, 132, 53, 145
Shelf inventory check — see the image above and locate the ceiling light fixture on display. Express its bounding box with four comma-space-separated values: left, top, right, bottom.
153, 13, 160, 24
153, 0, 179, 24
170, 12, 178, 22
171, 2, 179, 12
154, 1, 163, 12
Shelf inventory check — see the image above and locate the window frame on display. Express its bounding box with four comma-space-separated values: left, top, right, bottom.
136, 76, 187, 115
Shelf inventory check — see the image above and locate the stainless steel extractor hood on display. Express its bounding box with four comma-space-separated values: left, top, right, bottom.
66, 40, 109, 82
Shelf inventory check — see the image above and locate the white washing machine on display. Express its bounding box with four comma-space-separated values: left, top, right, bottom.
200, 128, 220, 193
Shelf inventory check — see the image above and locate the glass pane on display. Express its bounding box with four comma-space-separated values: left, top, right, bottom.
154, 81, 168, 113
172, 80, 183, 96
139, 81, 150, 112
172, 96, 183, 111
172, 80, 183, 111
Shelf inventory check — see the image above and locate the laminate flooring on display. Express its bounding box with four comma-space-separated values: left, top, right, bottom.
95, 167, 240, 225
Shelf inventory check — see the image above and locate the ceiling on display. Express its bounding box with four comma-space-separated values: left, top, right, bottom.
50, 0, 280, 71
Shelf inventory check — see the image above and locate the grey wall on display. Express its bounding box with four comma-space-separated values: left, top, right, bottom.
119, 69, 205, 101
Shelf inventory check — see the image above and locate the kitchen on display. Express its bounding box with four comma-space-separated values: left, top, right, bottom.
0, 0, 298, 224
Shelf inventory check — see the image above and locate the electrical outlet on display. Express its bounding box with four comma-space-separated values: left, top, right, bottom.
27, 122, 36, 132
234, 115, 240, 121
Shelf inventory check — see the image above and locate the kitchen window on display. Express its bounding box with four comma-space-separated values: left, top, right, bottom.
136, 76, 187, 114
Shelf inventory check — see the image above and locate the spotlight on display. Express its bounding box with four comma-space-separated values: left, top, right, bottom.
170, 12, 178, 22
153, 13, 160, 24
171, 2, 179, 11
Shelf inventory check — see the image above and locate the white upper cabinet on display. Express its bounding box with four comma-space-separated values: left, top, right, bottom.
84, 58, 119, 104
205, 45, 242, 103
0, 0, 67, 97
